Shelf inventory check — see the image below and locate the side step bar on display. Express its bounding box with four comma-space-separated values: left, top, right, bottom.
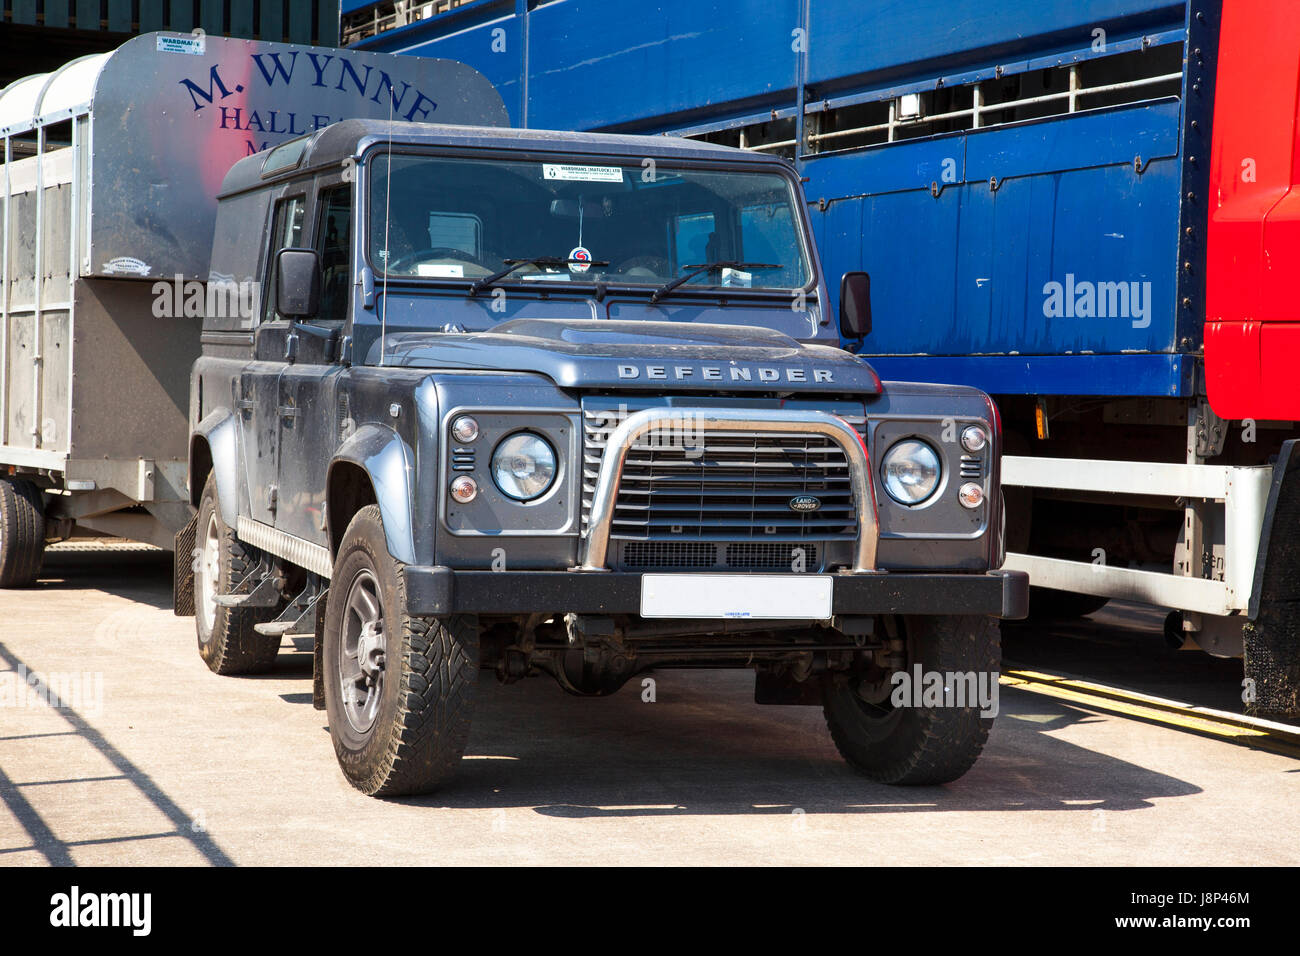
213, 562, 282, 609
254, 579, 328, 638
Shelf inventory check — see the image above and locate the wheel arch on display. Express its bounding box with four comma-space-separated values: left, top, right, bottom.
190, 408, 240, 526
327, 424, 416, 565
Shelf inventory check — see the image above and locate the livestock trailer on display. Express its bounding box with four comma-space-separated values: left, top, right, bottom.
0, 30, 503, 582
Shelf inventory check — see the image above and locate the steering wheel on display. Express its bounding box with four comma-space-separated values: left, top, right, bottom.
386, 246, 491, 274
616, 255, 670, 281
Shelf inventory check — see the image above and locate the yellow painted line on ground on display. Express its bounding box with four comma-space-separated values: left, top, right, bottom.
1008, 668, 1300, 736
1000, 669, 1300, 759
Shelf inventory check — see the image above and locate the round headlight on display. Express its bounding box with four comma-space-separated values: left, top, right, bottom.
881, 439, 942, 505
491, 432, 557, 501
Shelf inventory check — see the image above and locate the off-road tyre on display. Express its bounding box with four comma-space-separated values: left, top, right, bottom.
195, 473, 281, 675
323, 505, 478, 797
824, 614, 999, 785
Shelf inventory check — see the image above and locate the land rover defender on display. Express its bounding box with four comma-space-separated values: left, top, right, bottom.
180, 119, 1027, 796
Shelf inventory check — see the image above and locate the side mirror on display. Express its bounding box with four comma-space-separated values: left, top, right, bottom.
839, 271, 872, 339
275, 247, 322, 319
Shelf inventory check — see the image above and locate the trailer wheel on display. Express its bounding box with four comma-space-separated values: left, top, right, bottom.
0, 477, 45, 588
824, 615, 999, 785
195, 473, 280, 675
323, 505, 478, 797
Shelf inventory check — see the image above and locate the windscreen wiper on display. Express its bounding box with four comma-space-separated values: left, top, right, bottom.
649, 261, 781, 304
468, 256, 610, 296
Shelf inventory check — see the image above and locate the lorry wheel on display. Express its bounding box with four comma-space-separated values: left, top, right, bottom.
0, 477, 45, 588
823, 615, 999, 785
195, 473, 281, 675
323, 505, 478, 797
1026, 587, 1109, 621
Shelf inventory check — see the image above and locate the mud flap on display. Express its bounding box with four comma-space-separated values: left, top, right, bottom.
313, 630, 326, 710
173, 512, 198, 617
1244, 618, 1300, 718
1245, 439, 1300, 718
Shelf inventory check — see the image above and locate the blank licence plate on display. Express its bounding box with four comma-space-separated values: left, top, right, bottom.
640, 574, 834, 620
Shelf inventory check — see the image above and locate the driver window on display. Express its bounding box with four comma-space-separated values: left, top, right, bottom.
262, 194, 305, 324
316, 185, 352, 324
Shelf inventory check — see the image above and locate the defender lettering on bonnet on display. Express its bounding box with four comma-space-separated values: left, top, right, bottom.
617, 364, 833, 383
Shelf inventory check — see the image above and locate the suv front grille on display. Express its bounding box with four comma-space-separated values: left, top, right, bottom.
582, 406, 857, 544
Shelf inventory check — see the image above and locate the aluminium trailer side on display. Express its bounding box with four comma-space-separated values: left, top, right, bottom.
0, 31, 506, 584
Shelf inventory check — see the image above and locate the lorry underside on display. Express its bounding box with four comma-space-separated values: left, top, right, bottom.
1000, 394, 1279, 646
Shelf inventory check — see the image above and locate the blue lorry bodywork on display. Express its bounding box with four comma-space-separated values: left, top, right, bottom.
354, 0, 1212, 398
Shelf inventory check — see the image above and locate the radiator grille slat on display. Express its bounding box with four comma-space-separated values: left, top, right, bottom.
619, 540, 821, 571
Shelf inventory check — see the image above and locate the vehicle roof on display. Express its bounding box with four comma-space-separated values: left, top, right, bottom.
218, 118, 786, 198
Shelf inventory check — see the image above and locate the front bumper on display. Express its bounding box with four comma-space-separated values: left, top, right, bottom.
402, 567, 1029, 620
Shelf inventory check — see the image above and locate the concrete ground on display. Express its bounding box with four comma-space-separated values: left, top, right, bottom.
1, 546, 1296, 866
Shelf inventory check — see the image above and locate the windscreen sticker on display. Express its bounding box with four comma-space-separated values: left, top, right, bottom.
542, 164, 624, 183
157, 33, 206, 55
568, 246, 593, 273
417, 263, 464, 278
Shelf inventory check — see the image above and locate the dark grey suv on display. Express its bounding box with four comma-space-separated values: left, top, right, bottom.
179, 120, 1027, 797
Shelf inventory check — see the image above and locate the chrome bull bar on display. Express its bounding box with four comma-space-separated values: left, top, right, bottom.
578, 407, 881, 573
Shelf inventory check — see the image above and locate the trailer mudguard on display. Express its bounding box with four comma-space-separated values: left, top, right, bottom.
328, 425, 417, 567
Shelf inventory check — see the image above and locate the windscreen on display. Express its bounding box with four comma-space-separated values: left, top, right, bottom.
366, 153, 811, 293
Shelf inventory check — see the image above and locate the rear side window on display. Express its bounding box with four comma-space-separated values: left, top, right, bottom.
262, 194, 306, 324
207, 189, 271, 331
316, 185, 352, 324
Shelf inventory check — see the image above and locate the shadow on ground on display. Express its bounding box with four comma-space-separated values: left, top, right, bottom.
0, 639, 235, 866
382, 670, 1202, 818
37, 547, 175, 611
8, 550, 1208, 838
